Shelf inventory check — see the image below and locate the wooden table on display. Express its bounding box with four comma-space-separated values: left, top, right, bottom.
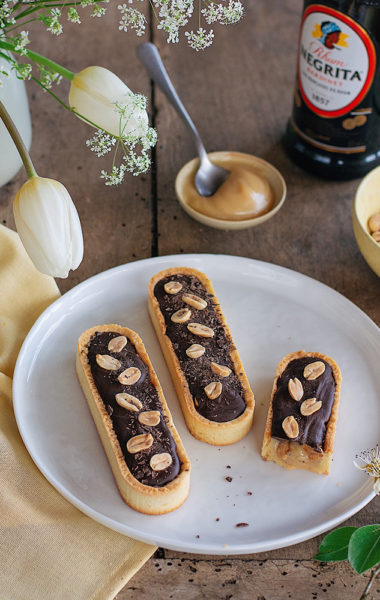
1, 1, 379, 598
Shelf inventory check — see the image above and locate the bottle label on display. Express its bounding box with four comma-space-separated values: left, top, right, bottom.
298, 4, 376, 118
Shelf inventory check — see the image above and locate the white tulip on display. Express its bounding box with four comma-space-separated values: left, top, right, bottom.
68, 66, 148, 138
13, 176, 84, 278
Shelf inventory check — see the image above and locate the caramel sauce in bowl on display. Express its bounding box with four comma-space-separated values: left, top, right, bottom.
175, 151, 286, 230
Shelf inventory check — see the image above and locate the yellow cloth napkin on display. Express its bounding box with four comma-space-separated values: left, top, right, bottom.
0, 224, 156, 600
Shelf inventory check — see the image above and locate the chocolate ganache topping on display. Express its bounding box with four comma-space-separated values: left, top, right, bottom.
271, 357, 336, 452
154, 274, 246, 422
87, 331, 180, 487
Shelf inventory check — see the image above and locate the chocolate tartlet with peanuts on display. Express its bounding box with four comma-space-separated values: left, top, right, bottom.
261, 351, 342, 475
76, 324, 190, 515
148, 267, 254, 445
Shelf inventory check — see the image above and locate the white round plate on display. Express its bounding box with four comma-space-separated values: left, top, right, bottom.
13, 254, 379, 555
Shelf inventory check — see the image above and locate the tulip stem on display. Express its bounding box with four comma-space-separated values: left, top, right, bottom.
0, 40, 74, 81
0, 100, 37, 179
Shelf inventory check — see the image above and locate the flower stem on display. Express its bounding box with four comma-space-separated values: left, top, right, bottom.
0, 40, 74, 81
360, 564, 380, 600
0, 100, 37, 179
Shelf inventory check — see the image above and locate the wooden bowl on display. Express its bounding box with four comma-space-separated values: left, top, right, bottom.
175, 151, 286, 231
353, 166, 380, 278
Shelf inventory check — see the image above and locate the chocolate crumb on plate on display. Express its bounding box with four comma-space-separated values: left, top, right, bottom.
235, 522, 249, 528
225, 476, 233, 482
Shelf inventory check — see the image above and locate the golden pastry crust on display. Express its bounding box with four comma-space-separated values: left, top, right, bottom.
261, 350, 342, 475
76, 324, 190, 515
148, 267, 255, 446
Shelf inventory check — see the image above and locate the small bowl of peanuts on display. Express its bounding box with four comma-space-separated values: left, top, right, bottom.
353, 165, 380, 278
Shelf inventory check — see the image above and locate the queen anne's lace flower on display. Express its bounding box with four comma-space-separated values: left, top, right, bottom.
219, 0, 244, 25
117, 0, 243, 48
14, 31, 30, 55
67, 8, 81, 24
91, 97, 157, 185
101, 164, 127, 185
0, 2, 16, 29
118, 4, 146, 36
38, 66, 62, 89
92, 5, 107, 18
14, 62, 32, 80
354, 445, 380, 494
86, 131, 117, 157
185, 27, 214, 51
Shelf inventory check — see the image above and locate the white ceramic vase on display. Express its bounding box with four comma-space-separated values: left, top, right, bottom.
0, 55, 32, 187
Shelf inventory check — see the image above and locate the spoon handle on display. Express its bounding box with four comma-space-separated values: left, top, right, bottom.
137, 42, 208, 161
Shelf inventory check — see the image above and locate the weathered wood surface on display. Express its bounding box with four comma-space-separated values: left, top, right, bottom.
116, 557, 377, 600
0, 0, 379, 598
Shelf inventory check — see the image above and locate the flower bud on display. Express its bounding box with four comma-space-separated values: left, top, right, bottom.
13, 176, 83, 278
68, 66, 148, 138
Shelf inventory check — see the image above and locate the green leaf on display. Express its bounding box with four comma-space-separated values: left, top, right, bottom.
348, 525, 380, 574
314, 527, 357, 562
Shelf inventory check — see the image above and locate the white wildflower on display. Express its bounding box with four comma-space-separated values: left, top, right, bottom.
86, 130, 116, 157
42, 7, 63, 35
0, 2, 15, 29
85, 91, 156, 185
91, 5, 107, 17
117, 0, 244, 49
101, 164, 127, 186
67, 7, 81, 23
219, 0, 243, 25
201, 3, 221, 25
39, 66, 62, 89
124, 148, 150, 175
13, 62, 32, 80
14, 31, 30, 56
118, 5, 146, 36
354, 445, 380, 495
185, 27, 214, 51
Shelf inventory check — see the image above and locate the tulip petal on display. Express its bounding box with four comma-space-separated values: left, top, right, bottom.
69, 66, 148, 138
13, 177, 83, 278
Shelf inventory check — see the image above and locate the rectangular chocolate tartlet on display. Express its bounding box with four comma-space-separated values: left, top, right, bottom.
148, 267, 254, 446
76, 324, 190, 515
261, 351, 342, 475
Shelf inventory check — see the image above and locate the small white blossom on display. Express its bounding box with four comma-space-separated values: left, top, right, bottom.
14, 31, 30, 55
219, 0, 243, 25
124, 148, 150, 175
354, 445, 380, 495
185, 27, 214, 51
85, 90, 156, 185
13, 62, 32, 80
118, 5, 146, 36
0, 1, 15, 29
86, 130, 116, 156
201, 3, 221, 25
92, 5, 107, 17
101, 164, 127, 186
39, 66, 62, 89
67, 7, 81, 23
41, 7, 63, 35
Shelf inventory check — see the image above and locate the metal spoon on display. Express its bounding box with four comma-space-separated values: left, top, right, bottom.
137, 42, 229, 197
